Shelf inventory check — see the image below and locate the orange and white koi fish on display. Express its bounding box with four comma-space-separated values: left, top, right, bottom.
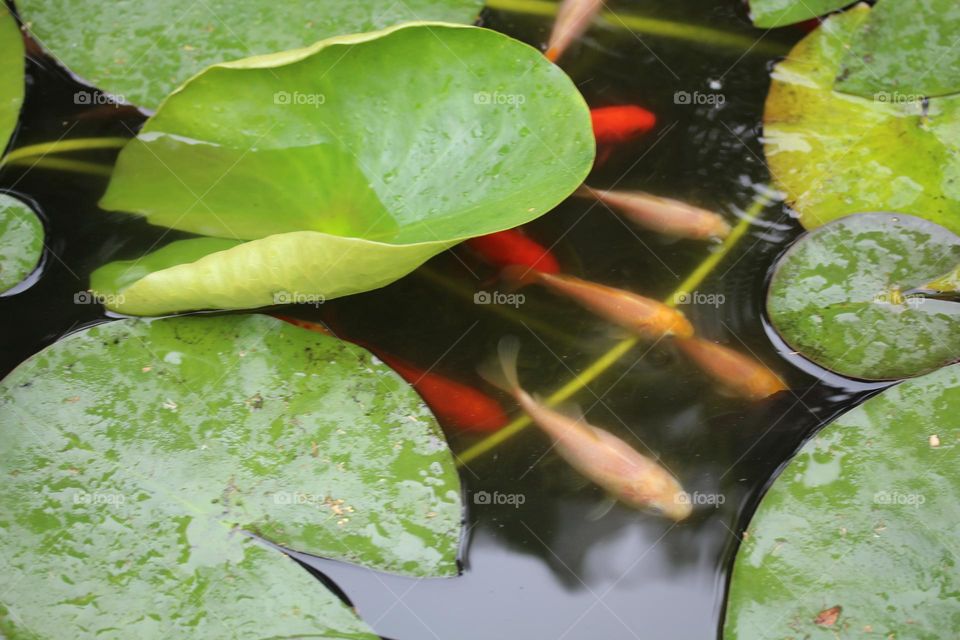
546, 0, 605, 62
501, 266, 694, 340
577, 186, 732, 240
675, 337, 786, 400
480, 337, 692, 520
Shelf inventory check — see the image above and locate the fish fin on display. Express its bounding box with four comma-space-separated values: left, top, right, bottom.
573, 184, 598, 200
587, 495, 618, 521
545, 47, 560, 63
477, 336, 522, 393
500, 265, 541, 292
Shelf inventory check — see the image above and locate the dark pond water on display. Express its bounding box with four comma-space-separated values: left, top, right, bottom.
0, 1, 892, 638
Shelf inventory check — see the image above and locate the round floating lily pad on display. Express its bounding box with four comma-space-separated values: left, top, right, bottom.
767, 212, 960, 380
836, 0, 960, 99
763, 5, 960, 235
17, 0, 484, 108
0, 194, 43, 293
725, 363, 960, 639
0, 314, 462, 638
93, 23, 593, 316
0, 3, 24, 151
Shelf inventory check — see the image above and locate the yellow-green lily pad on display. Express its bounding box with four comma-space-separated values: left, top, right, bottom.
0, 194, 43, 293
763, 5, 960, 235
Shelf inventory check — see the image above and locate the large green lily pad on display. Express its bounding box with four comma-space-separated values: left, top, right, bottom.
94, 22, 593, 316
0, 194, 44, 293
0, 314, 462, 638
0, 3, 23, 152
767, 213, 960, 380
763, 5, 960, 235
17, 0, 483, 108
725, 363, 960, 639
749, 0, 853, 28
836, 0, 960, 99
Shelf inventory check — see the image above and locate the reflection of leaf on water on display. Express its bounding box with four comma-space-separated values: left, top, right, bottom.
768, 212, 960, 380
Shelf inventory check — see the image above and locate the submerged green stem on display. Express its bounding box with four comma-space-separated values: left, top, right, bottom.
2, 137, 128, 164
455, 191, 776, 466
1, 156, 114, 177
484, 0, 789, 56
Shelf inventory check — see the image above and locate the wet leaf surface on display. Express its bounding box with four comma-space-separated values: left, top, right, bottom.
0, 194, 43, 293
763, 6, 960, 235
16, 0, 484, 108
767, 213, 960, 380
836, 0, 960, 99
0, 314, 462, 638
749, 0, 853, 28
725, 363, 960, 639
94, 23, 593, 316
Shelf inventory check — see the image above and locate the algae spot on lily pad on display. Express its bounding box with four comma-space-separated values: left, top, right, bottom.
763, 5, 960, 235
767, 212, 960, 380
725, 363, 960, 639
0, 314, 463, 638
0, 194, 44, 294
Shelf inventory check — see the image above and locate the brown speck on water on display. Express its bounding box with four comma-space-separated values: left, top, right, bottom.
63, 396, 80, 403
814, 605, 841, 627
245, 393, 263, 410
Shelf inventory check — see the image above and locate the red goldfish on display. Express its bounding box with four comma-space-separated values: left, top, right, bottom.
591, 106, 657, 146
275, 315, 509, 432
465, 229, 561, 274
576, 185, 732, 240
480, 337, 692, 520
675, 337, 786, 400
546, 0, 605, 62
502, 266, 694, 340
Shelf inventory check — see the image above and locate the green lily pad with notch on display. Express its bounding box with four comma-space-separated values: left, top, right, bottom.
836, 0, 960, 99
767, 212, 960, 380
0, 3, 24, 152
0, 314, 462, 638
0, 194, 43, 293
724, 363, 960, 639
94, 22, 594, 316
749, 0, 854, 28
16, 0, 484, 108
763, 5, 960, 235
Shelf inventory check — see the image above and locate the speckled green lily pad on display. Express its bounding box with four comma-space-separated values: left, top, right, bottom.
749, 0, 853, 28
17, 0, 483, 108
0, 314, 462, 638
763, 5, 960, 235
0, 194, 43, 293
767, 212, 960, 380
725, 363, 960, 639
